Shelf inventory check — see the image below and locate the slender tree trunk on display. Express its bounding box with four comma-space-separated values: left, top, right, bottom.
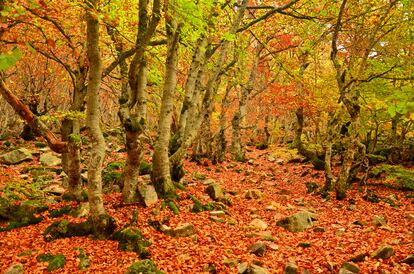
152, 24, 181, 198
84, 0, 114, 237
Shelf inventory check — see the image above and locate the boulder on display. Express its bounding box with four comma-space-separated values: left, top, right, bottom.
112, 227, 150, 257
248, 242, 266, 257
339, 262, 360, 273
5, 263, 24, 274
248, 219, 268, 231
43, 184, 66, 196
276, 211, 317, 232
245, 189, 263, 200
371, 245, 394, 259
205, 183, 224, 200
40, 152, 62, 166
250, 264, 270, 274
138, 184, 158, 207
0, 148, 32, 164
162, 223, 196, 237
284, 262, 298, 274
372, 215, 387, 227
401, 254, 414, 265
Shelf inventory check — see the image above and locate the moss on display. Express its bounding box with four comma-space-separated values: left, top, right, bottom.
112, 227, 150, 258
192, 172, 207, 181
167, 201, 180, 215
49, 205, 72, 218
126, 259, 164, 274
62, 190, 88, 202
37, 253, 66, 272
173, 182, 187, 192
34, 142, 48, 148
43, 219, 90, 241
189, 195, 226, 213
370, 164, 414, 191
305, 182, 319, 193
139, 161, 152, 175
75, 247, 90, 270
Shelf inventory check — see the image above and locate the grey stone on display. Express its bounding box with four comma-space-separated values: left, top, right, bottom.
276, 211, 317, 232
163, 223, 196, 237
401, 254, 414, 265
202, 179, 216, 185
5, 263, 24, 274
138, 184, 158, 207
244, 189, 263, 200
0, 148, 32, 164
372, 215, 387, 227
210, 211, 226, 217
237, 262, 249, 274
248, 242, 266, 257
340, 261, 360, 273
223, 258, 239, 267
371, 245, 394, 259
43, 184, 66, 195
284, 262, 298, 274
40, 152, 61, 166
205, 183, 224, 200
250, 264, 270, 274
248, 219, 268, 231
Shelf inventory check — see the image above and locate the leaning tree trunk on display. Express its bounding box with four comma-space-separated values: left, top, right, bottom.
152, 24, 181, 198
84, 0, 114, 238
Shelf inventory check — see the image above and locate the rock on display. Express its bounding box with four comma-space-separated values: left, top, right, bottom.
40, 152, 62, 166
250, 264, 270, 274
401, 254, 414, 265
372, 215, 387, 227
406, 214, 414, 221
202, 179, 216, 185
205, 184, 224, 200
245, 189, 263, 199
5, 263, 24, 274
223, 258, 239, 267
295, 198, 305, 206
237, 262, 249, 274
338, 269, 356, 274
0, 148, 32, 164
350, 252, 369, 263
336, 228, 346, 236
112, 227, 150, 257
284, 262, 298, 274
248, 159, 254, 165
137, 184, 158, 207
371, 245, 394, 259
43, 184, 66, 195
266, 156, 276, 162
163, 223, 196, 237
248, 242, 266, 257
298, 242, 311, 248
248, 219, 268, 231
313, 227, 326, 232
210, 211, 226, 217
276, 211, 317, 232
340, 262, 360, 273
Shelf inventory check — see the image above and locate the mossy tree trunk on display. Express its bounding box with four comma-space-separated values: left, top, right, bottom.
152, 20, 181, 198
84, 0, 112, 237
116, 0, 161, 203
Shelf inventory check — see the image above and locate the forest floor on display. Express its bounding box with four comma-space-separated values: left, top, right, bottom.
0, 142, 413, 273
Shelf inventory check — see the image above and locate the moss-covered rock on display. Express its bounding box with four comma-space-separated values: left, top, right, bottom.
370, 164, 414, 191
112, 227, 150, 258
126, 259, 164, 274
49, 205, 72, 218
43, 220, 91, 242
37, 253, 66, 272
0, 200, 47, 232
75, 247, 90, 270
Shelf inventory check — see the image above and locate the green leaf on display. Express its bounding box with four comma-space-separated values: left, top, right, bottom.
0, 48, 22, 71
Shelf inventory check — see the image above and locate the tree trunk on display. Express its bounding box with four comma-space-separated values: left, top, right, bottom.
152, 24, 181, 198
85, 0, 113, 238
